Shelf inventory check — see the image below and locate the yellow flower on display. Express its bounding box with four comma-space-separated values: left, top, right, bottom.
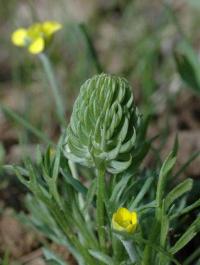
11, 21, 62, 54
112, 207, 138, 233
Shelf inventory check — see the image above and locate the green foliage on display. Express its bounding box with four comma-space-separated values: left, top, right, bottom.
4, 98, 200, 265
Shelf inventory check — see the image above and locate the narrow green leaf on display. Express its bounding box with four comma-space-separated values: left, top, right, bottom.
35, 145, 43, 165
130, 177, 153, 210
170, 216, 200, 254
136, 114, 152, 144
142, 220, 160, 265
165, 178, 193, 210
52, 146, 61, 181
135, 200, 156, 213
171, 198, 200, 220
89, 250, 115, 265
3, 164, 29, 176
43, 247, 68, 265
156, 153, 176, 208
109, 155, 132, 174
156, 137, 178, 209
156, 200, 170, 265
160, 207, 169, 247
79, 23, 103, 73
110, 173, 133, 205
38, 53, 66, 126
60, 168, 88, 196
174, 41, 200, 94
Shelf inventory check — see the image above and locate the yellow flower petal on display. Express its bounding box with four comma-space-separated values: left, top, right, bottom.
28, 37, 44, 54
42, 21, 62, 37
112, 213, 125, 231
131, 212, 137, 225
11, 28, 28, 47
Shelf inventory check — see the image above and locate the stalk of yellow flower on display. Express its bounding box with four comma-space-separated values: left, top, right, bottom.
11, 21, 65, 125
12, 22, 79, 195
38, 53, 65, 126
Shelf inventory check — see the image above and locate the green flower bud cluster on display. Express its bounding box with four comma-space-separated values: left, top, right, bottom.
65, 73, 141, 174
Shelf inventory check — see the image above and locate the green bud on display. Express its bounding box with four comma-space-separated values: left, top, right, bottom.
65, 73, 141, 174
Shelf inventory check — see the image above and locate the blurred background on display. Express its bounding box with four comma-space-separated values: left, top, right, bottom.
0, 0, 200, 264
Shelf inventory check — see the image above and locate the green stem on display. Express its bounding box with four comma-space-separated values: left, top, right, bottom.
97, 168, 106, 251
38, 53, 66, 126
143, 221, 160, 265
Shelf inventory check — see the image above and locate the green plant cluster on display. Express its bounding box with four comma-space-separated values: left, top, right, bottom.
4, 74, 200, 265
